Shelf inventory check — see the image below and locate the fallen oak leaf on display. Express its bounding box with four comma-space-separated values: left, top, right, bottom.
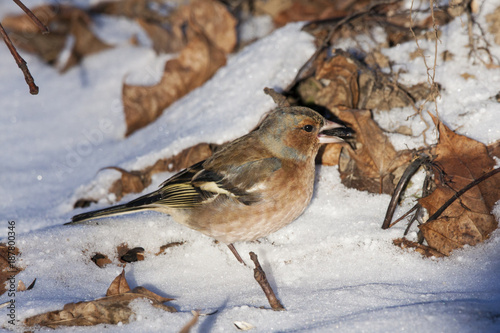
418, 114, 500, 255
106, 269, 130, 296
122, 0, 237, 136
122, 31, 228, 135
337, 109, 412, 194
104, 167, 151, 202
24, 270, 176, 328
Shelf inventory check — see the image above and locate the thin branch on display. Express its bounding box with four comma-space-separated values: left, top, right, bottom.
0, 23, 39, 94
12, 0, 49, 34
249, 252, 285, 311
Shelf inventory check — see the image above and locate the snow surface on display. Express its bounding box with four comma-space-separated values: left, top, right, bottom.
1, 0, 500, 332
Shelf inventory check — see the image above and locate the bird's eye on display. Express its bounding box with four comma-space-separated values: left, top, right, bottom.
303, 125, 314, 132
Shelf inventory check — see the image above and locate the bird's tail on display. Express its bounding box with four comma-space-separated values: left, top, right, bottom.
65, 203, 149, 225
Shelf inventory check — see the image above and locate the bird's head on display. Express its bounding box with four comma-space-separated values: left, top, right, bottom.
258, 107, 352, 161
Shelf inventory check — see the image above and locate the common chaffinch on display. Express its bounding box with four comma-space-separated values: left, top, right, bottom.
68, 106, 351, 262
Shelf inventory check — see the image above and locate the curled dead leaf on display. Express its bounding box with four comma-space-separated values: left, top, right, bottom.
337, 109, 412, 194
106, 269, 131, 296
297, 49, 432, 116
24, 270, 175, 328
122, 0, 237, 136
417, 115, 500, 255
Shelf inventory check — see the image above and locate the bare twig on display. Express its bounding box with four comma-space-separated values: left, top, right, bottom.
1, 0, 51, 94
249, 252, 285, 311
0, 23, 39, 94
12, 0, 49, 34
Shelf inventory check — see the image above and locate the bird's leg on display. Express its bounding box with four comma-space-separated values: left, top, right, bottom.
227, 243, 246, 265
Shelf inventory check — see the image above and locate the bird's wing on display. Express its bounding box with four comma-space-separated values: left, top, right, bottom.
192, 157, 282, 205
124, 161, 207, 209
124, 156, 281, 209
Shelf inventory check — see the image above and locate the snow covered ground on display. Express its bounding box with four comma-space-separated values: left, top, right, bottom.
1, 0, 500, 332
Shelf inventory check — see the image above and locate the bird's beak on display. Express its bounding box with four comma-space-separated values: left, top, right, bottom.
318, 119, 354, 143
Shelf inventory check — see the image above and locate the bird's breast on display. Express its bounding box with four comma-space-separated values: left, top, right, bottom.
185, 159, 316, 243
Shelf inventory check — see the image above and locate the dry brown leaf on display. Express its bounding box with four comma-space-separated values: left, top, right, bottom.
122, 0, 237, 136
418, 115, 500, 255
24, 271, 175, 328
122, 33, 227, 135
91, 253, 112, 268
298, 50, 430, 116
337, 109, 412, 194
106, 167, 152, 203
315, 51, 360, 110
3, 5, 111, 71
0, 243, 22, 297
106, 269, 131, 296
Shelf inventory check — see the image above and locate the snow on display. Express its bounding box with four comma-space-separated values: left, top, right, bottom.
1, 0, 500, 332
